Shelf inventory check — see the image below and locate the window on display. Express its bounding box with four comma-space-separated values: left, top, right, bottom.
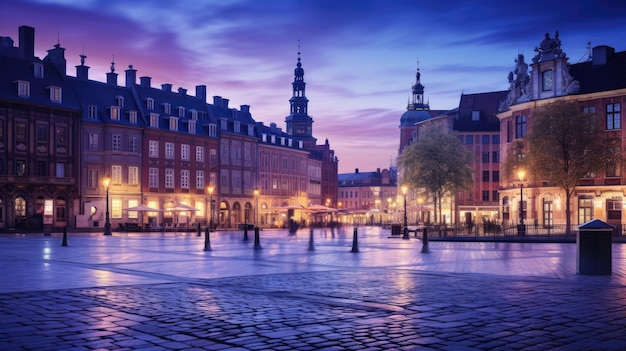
87, 170, 98, 188
196, 146, 205, 162
492, 171, 499, 182
127, 199, 138, 219
515, 115, 526, 138
150, 113, 159, 128
17, 80, 30, 98
129, 111, 137, 124
234, 121, 241, 133
88, 105, 97, 119
112, 165, 122, 184
112, 134, 122, 152
88, 133, 98, 151
190, 110, 198, 120
163, 103, 171, 114
542, 69, 553, 91
36, 161, 47, 176
146, 98, 154, 110
165, 169, 174, 188
169, 116, 178, 131
115, 96, 124, 107
507, 121, 512, 142
583, 106, 596, 114
177, 106, 185, 118
149, 168, 158, 188
481, 135, 489, 144
112, 199, 122, 219
606, 103, 621, 130
482, 191, 489, 201
49, 86, 62, 103
181, 170, 189, 189
149, 140, 158, 158
482, 152, 489, 163
188, 120, 196, 134
128, 166, 138, 186
165, 142, 174, 159
55, 126, 67, 145
196, 170, 204, 189
492, 135, 500, 144
543, 198, 553, 227
55, 163, 65, 178
129, 136, 138, 153
607, 199, 622, 220
210, 148, 217, 164
578, 195, 593, 224
465, 135, 473, 144
181, 144, 190, 160
472, 111, 480, 121
492, 190, 499, 202
55, 198, 66, 222
36, 124, 47, 143
482, 171, 489, 182
220, 119, 227, 130
34, 63, 43, 78
492, 151, 500, 163
209, 124, 217, 137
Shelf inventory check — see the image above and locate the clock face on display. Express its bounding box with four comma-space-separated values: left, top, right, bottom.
542, 70, 553, 91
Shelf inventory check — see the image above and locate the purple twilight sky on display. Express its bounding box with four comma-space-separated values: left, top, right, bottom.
3, 0, 626, 173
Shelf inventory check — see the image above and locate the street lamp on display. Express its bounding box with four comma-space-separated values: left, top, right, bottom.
103, 177, 111, 236
402, 186, 409, 239
375, 199, 380, 226
517, 170, 526, 236
387, 197, 391, 225
253, 188, 259, 228
207, 185, 214, 231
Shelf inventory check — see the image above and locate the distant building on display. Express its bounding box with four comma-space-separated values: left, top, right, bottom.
338, 167, 397, 225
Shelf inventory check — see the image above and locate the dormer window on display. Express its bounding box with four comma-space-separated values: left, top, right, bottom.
190, 110, 198, 120
48, 86, 62, 103
177, 106, 185, 118
472, 111, 480, 121
188, 120, 196, 134
150, 113, 159, 128
115, 95, 124, 107
33, 63, 44, 78
110, 106, 120, 120
88, 105, 97, 119
146, 98, 154, 110
542, 69, 553, 91
262, 134, 267, 142
169, 116, 179, 131
298, 140, 303, 149
128, 111, 137, 124
17, 80, 30, 98
281, 137, 285, 146
220, 118, 227, 130
163, 103, 171, 114
271, 135, 276, 143
248, 125, 254, 136
288, 139, 293, 147
234, 121, 241, 133
208, 124, 217, 137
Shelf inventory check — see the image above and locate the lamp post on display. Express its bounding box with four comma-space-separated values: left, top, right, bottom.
103, 177, 112, 236
253, 188, 259, 228
517, 170, 526, 236
387, 197, 391, 225
375, 199, 380, 226
402, 186, 409, 239
207, 185, 214, 232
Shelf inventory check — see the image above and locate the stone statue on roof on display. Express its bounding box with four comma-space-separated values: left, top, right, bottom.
533, 31, 564, 63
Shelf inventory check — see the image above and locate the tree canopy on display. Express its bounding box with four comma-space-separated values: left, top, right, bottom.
400, 124, 474, 224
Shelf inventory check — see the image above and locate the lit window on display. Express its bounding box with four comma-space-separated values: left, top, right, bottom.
112, 165, 122, 184
110, 106, 120, 120
150, 113, 159, 128
169, 117, 178, 131
128, 166, 138, 186
49, 86, 62, 103
129, 111, 137, 124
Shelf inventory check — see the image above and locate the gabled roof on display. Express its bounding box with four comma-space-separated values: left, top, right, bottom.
70, 77, 143, 126
569, 48, 626, 94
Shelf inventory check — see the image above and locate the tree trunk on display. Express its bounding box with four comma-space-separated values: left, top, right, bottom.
565, 188, 572, 236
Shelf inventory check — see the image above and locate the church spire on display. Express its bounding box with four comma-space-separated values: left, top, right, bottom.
408, 58, 427, 110
285, 40, 314, 141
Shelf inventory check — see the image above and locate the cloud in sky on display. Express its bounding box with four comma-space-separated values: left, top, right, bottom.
3, 0, 626, 172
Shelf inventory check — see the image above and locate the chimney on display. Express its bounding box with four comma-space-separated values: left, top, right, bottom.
196, 85, 206, 102
355, 168, 359, 173
178, 87, 187, 96
213, 96, 222, 105
46, 43, 66, 77
140, 76, 151, 88
162, 83, 172, 92
240, 104, 250, 113
107, 72, 118, 86
222, 98, 229, 108
75, 54, 89, 80
125, 65, 136, 88
18, 26, 34, 59
592, 45, 615, 66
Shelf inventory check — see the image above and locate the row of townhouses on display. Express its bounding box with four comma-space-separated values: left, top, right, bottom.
0, 25, 338, 232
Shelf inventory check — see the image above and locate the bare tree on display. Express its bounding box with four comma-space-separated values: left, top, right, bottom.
505, 99, 620, 234
401, 125, 474, 224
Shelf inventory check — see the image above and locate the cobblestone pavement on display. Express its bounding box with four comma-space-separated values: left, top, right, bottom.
1, 227, 626, 350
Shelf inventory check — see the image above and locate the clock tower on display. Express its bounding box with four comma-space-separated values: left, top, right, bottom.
285, 47, 316, 145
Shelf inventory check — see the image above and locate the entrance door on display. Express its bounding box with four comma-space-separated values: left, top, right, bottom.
14, 197, 26, 229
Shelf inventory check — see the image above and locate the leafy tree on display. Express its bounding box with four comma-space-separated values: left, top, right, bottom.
506, 99, 620, 234
401, 124, 474, 224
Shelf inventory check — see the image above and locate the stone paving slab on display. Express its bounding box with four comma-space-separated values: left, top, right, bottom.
1, 227, 626, 350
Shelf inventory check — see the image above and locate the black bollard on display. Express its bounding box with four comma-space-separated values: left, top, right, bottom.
351, 227, 359, 253
203, 227, 212, 251
253, 227, 262, 250
308, 228, 314, 251
197, 222, 201, 237
243, 226, 249, 241
61, 226, 69, 247
421, 227, 430, 253
402, 226, 410, 240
